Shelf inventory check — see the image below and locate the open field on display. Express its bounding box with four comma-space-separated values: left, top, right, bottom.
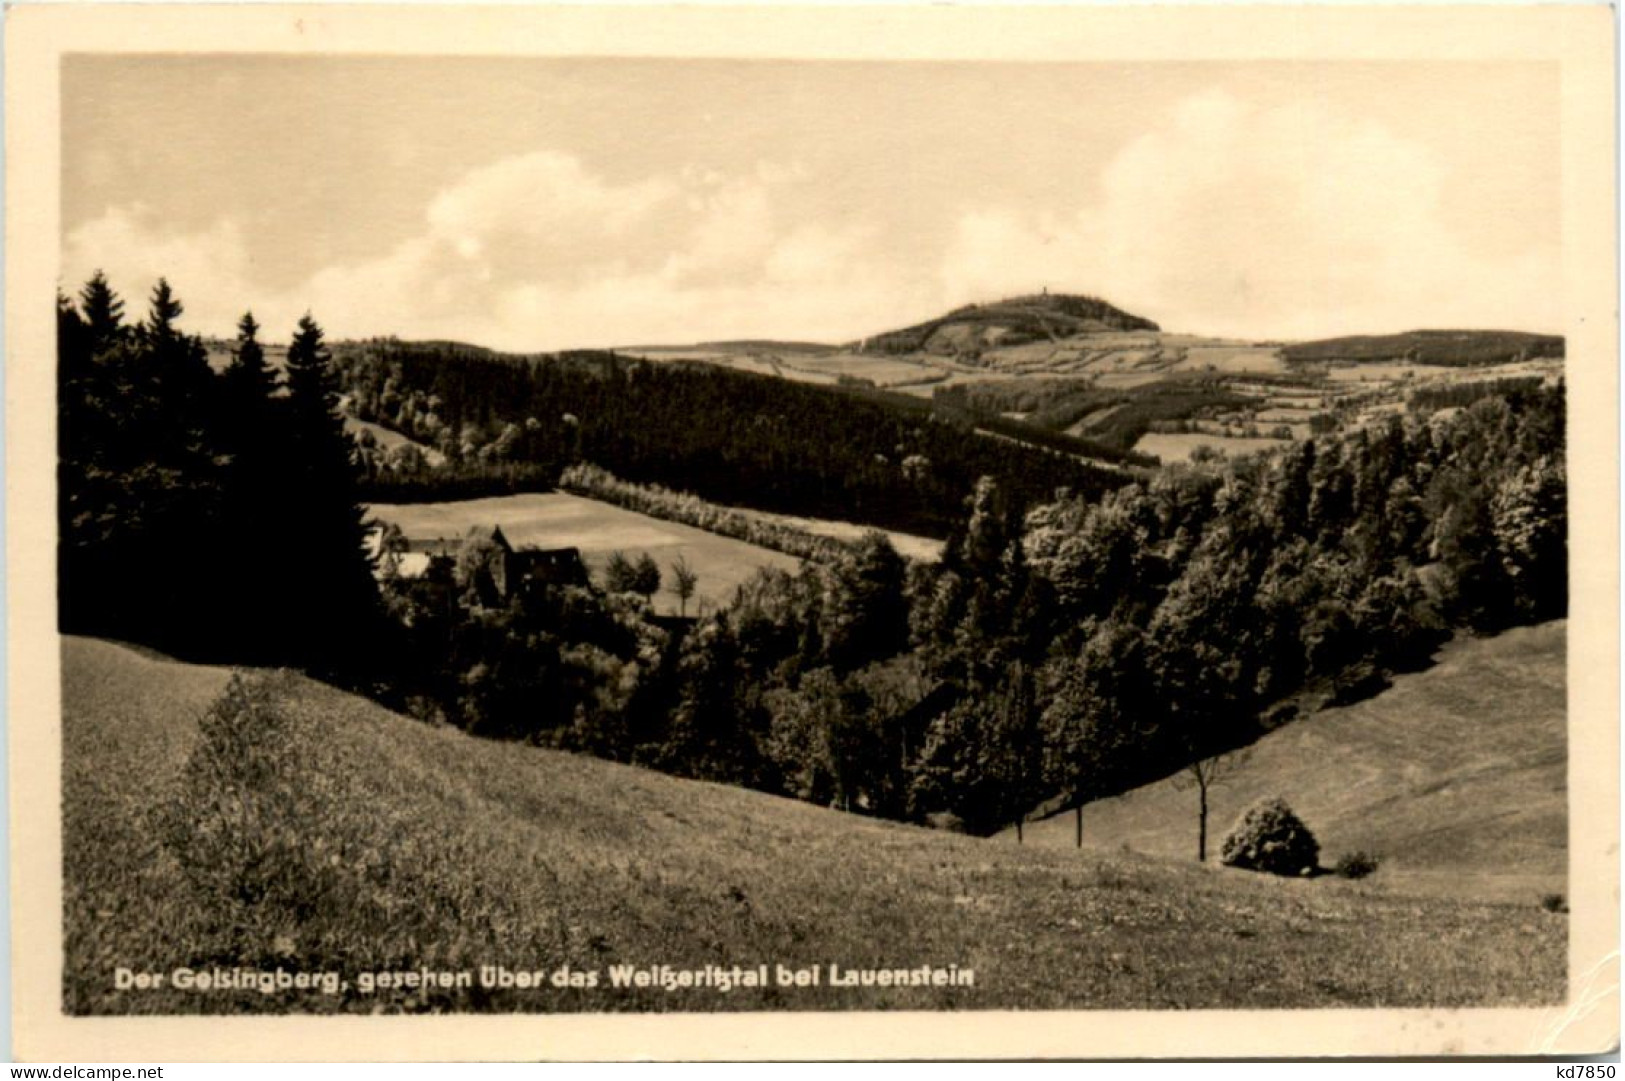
202, 340, 290, 374
623, 346, 953, 390
778, 351, 948, 387
64, 636, 1565, 1014
1013, 622, 1566, 904
1133, 432, 1292, 463
345, 418, 445, 467
366, 492, 800, 615
1171, 345, 1288, 374
621, 347, 842, 385
1325, 362, 1463, 384
889, 369, 1013, 397
1092, 371, 1170, 390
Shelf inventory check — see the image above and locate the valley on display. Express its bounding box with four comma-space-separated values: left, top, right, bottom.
61, 273, 1574, 1020
62, 636, 1566, 1014
1011, 622, 1567, 904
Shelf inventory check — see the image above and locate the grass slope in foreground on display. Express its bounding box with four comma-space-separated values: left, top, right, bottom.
1016, 622, 1566, 902
64, 636, 1563, 1015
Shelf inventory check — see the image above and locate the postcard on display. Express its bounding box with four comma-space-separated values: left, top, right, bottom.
6, 2, 1617, 1061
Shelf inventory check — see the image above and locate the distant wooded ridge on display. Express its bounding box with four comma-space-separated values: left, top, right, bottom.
1279, 329, 1564, 366
332, 339, 1137, 535
206, 293, 1565, 369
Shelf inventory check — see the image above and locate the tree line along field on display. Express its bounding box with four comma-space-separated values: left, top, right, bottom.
62, 635, 1565, 1015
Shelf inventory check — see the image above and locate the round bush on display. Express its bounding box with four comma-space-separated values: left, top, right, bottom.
1334, 850, 1381, 879
1220, 796, 1320, 876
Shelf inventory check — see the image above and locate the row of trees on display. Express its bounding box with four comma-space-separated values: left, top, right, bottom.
560, 463, 854, 564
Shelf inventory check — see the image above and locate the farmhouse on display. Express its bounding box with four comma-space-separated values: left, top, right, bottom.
371, 523, 590, 603
390, 536, 458, 579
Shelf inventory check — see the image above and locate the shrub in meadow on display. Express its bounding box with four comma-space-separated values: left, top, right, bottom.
1219, 796, 1320, 877
160, 672, 364, 961
1334, 850, 1381, 879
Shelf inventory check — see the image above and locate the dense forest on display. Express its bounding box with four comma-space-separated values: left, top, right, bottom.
1280, 329, 1564, 367
58, 273, 1568, 837
332, 339, 1132, 537
571, 380, 1565, 831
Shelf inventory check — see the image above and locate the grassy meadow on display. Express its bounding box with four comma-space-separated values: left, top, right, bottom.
64, 636, 1564, 1015
1014, 623, 1567, 904
1133, 431, 1293, 464
366, 492, 802, 614
345, 418, 446, 466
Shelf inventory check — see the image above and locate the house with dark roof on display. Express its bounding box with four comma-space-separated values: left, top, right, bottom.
371, 522, 589, 604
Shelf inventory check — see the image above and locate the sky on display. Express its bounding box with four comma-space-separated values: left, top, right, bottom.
62, 56, 1562, 350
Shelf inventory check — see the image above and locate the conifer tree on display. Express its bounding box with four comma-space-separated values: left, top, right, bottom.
216, 311, 291, 661
57, 290, 91, 386
143, 277, 184, 342
280, 313, 382, 675
58, 276, 227, 656
77, 270, 125, 352
223, 311, 276, 402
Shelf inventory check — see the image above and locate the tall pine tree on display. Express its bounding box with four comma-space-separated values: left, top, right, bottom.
59, 275, 231, 656
218, 311, 290, 661
281, 313, 382, 676
77, 270, 125, 353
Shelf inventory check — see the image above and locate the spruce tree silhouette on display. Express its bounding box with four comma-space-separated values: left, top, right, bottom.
219, 312, 292, 661
281, 314, 382, 677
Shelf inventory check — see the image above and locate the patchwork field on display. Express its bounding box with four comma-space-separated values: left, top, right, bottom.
1171, 345, 1288, 374
624, 346, 956, 390
1325, 362, 1462, 383
779, 351, 948, 387
63, 636, 1566, 1015
366, 492, 801, 615
1013, 622, 1567, 904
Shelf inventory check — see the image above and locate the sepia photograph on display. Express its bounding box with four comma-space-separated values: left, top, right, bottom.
6, 2, 1618, 1062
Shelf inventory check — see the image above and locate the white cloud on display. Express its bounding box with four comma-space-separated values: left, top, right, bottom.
63, 150, 922, 349
425, 151, 679, 267
940, 90, 1559, 338
62, 104, 1559, 351
75, 155, 878, 349
62, 207, 263, 333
